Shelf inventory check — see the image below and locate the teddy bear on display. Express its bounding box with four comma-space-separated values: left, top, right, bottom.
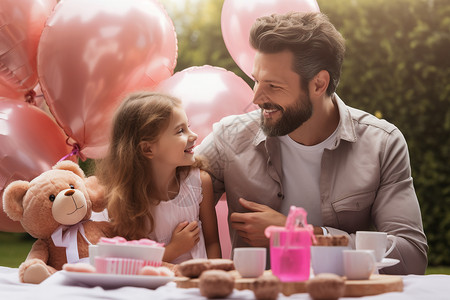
2, 160, 112, 284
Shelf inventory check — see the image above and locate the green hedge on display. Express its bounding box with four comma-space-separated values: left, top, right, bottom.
317, 0, 450, 265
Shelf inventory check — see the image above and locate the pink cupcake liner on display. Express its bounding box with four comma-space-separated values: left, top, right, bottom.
95, 257, 162, 275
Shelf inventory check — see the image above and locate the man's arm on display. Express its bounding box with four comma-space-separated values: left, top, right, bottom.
371, 129, 428, 274
230, 198, 286, 247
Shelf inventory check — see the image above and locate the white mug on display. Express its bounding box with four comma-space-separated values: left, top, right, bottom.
343, 249, 376, 280
233, 247, 266, 278
355, 231, 396, 262
311, 246, 350, 276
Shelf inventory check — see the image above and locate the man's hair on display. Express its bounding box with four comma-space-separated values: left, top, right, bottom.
250, 12, 345, 95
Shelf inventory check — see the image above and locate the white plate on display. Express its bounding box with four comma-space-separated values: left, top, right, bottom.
376, 258, 400, 269
61, 270, 174, 289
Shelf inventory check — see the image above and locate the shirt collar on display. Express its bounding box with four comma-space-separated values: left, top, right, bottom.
333, 93, 357, 144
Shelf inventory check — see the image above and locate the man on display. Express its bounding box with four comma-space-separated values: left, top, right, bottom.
196, 12, 427, 275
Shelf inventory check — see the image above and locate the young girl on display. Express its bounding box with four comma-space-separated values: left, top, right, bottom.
96, 91, 221, 263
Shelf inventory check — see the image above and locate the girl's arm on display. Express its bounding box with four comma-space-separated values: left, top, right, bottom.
199, 170, 222, 258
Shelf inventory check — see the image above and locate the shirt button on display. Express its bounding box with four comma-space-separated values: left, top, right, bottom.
277, 192, 283, 198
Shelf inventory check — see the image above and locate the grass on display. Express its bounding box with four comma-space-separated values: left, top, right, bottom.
0, 232, 449, 274
425, 266, 450, 275
0, 232, 35, 268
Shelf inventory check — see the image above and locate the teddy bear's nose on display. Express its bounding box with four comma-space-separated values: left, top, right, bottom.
64, 190, 75, 196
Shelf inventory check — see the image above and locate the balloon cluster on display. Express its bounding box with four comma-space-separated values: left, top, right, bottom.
0, 0, 319, 239
0, 0, 178, 230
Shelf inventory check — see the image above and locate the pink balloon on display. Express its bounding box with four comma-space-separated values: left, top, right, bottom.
221, 0, 320, 79
155, 65, 257, 142
0, 0, 57, 95
0, 99, 72, 231
37, 0, 177, 159
0, 82, 46, 107
0, 83, 23, 101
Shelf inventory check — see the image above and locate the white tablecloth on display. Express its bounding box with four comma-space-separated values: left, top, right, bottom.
1, 266, 450, 300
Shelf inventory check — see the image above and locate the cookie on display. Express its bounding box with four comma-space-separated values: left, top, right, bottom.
138, 266, 174, 277
178, 258, 235, 278
199, 270, 234, 299
208, 259, 235, 271
253, 274, 281, 300
62, 263, 96, 273
314, 235, 349, 247
306, 273, 345, 300
331, 235, 349, 246
178, 258, 211, 278
315, 235, 332, 246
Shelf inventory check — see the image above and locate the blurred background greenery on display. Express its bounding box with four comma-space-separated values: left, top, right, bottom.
1, 0, 449, 272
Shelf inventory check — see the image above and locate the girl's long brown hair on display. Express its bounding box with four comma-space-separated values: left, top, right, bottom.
96, 91, 202, 240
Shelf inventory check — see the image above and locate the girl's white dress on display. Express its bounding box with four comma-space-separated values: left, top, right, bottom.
148, 168, 207, 264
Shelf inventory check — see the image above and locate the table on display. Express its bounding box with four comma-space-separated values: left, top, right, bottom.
1, 266, 449, 300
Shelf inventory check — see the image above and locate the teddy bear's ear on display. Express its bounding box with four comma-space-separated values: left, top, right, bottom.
85, 176, 107, 212
53, 160, 85, 178
2, 180, 29, 221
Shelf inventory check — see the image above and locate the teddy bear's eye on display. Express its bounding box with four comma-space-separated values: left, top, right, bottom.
69, 184, 75, 189
49, 195, 56, 202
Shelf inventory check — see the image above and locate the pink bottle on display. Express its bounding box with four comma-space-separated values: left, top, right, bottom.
265, 206, 315, 282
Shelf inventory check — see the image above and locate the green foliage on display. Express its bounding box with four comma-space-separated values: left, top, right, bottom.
161, 0, 247, 80
0, 232, 34, 268
317, 0, 450, 265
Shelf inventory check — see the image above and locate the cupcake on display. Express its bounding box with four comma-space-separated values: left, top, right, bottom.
94, 237, 165, 275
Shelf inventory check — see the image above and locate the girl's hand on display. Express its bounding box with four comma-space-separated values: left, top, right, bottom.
163, 221, 200, 262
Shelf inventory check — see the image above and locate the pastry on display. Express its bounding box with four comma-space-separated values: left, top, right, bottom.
253, 274, 281, 300
94, 236, 165, 275
62, 263, 96, 273
178, 258, 211, 277
199, 270, 234, 298
178, 258, 235, 278
208, 258, 235, 271
138, 266, 174, 277
306, 273, 345, 300
331, 235, 349, 246
314, 235, 349, 247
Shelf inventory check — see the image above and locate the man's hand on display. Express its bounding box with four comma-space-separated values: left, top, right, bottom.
230, 198, 286, 247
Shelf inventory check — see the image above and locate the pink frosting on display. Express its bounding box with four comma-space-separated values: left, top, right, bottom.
99, 236, 164, 247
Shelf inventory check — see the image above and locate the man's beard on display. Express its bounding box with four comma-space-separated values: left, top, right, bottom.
260, 93, 313, 137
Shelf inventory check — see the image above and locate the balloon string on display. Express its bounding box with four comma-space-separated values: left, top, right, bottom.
59, 141, 86, 162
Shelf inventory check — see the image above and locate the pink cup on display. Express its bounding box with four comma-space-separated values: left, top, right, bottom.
265, 227, 311, 282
